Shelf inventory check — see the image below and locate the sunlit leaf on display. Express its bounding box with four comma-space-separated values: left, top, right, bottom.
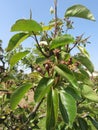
10, 83, 32, 110
6, 33, 29, 52
34, 77, 54, 102
65, 4, 95, 21
78, 46, 90, 58
10, 51, 29, 68
54, 64, 78, 89
11, 19, 42, 32
81, 85, 98, 102
75, 54, 94, 73
60, 90, 77, 127
42, 25, 54, 31
50, 34, 74, 49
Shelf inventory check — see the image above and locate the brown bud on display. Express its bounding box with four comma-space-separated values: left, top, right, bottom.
36, 66, 42, 73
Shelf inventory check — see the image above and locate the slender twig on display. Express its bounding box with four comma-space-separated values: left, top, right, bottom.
68, 34, 84, 52
33, 33, 49, 58
24, 98, 44, 125
68, 42, 78, 53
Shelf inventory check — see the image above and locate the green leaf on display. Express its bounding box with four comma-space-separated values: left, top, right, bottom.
81, 85, 98, 102
60, 90, 77, 127
42, 25, 54, 31
34, 77, 54, 102
11, 19, 42, 32
77, 46, 90, 58
74, 72, 93, 86
10, 83, 32, 110
54, 64, 78, 89
36, 57, 46, 64
46, 89, 55, 130
50, 34, 74, 49
59, 95, 69, 124
6, 33, 29, 52
65, 4, 95, 21
52, 89, 59, 123
78, 117, 88, 130
65, 86, 81, 101
75, 54, 94, 73
10, 51, 29, 68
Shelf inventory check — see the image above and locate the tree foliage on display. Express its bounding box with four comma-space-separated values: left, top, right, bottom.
0, 1, 98, 130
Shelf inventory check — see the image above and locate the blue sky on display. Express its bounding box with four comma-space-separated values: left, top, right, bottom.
0, 0, 98, 70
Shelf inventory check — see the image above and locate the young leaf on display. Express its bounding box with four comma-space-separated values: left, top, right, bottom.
65, 4, 95, 21
10, 83, 32, 110
77, 46, 90, 58
11, 19, 42, 32
6, 33, 29, 52
75, 54, 94, 73
60, 90, 77, 127
81, 85, 98, 102
54, 64, 78, 89
46, 89, 55, 130
34, 77, 54, 102
50, 34, 74, 50
10, 51, 29, 68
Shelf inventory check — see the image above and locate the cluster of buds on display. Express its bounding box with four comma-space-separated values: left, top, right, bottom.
60, 58, 73, 66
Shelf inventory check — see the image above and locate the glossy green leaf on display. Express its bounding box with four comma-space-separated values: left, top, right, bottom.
81, 85, 98, 102
46, 89, 55, 130
11, 19, 42, 32
78, 46, 90, 58
60, 90, 77, 127
75, 54, 94, 73
54, 64, 78, 89
65, 4, 95, 21
10, 51, 29, 68
59, 95, 69, 124
6, 33, 29, 52
65, 86, 81, 101
50, 34, 74, 49
10, 83, 32, 110
34, 77, 54, 102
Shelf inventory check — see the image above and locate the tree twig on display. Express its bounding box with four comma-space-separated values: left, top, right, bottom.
24, 98, 44, 125
33, 33, 49, 58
